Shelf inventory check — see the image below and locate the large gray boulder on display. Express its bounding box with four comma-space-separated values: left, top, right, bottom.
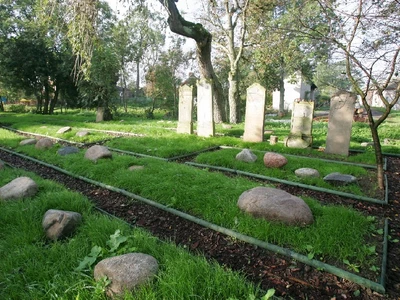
35, 138, 53, 150
84, 145, 112, 162
94, 253, 158, 297
42, 209, 82, 240
263, 152, 288, 168
0, 176, 38, 200
238, 187, 314, 226
20, 138, 37, 146
236, 149, 257, 163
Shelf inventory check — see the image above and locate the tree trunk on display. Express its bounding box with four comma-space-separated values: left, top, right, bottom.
135, 59, 140, 100
49, 85, 59, 114
42, 82, 51, 114
279, 63, 285, 116
159, 0, 226, 123
228, 71, 239, 123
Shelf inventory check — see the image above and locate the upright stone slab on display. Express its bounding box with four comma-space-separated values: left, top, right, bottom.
243, 83, 266, 142
177, 84, 194, 134
285, 100, 314, 148
196, 79, 215, 137
325, 91, 356, 156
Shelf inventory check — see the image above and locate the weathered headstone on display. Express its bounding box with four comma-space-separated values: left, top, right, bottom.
325, 91, 357, 156
243, 83, 266, 142
196, 79, 215, 137
177, 84, 194, 134
285, 100, 314, 148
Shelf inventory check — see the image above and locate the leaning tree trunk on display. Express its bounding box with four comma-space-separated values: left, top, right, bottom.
159, 0, 226, 123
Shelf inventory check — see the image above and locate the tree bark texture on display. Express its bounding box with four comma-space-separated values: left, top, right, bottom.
159, 0, 226, 123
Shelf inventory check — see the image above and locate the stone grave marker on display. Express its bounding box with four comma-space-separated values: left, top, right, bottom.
196, 79, 215, 137
325, 91, 357, 156
177, 84, 194, 134
243, 83, 266, 142
285, 100, 314, 148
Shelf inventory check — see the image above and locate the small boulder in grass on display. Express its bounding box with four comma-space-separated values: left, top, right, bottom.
94, 253, 159, 297
263, 152, 288, 168
323, 172, 357, 186
76, 130, 90, 137
236, 149, 257, 163
295, 168, 320, 178
35, 138, 53, 150
84, 145, 112, 162
58, 146, 80, 156
57, 126, 71, 134
42, 209, 82, 240
20, 138, 37, 146
0, 176, 38, 200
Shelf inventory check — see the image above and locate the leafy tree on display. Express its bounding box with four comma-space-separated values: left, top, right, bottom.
78, 44, 119, 121
295, 0, 400, 189
0, 0, 76, 114
158, 0, 227, 123
247, 0, 328, 114
199, 0, 250, 124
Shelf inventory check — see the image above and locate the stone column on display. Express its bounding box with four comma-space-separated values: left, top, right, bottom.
243, 83, 266, 142
177, 85, 194, 134
196, 79, 215, 137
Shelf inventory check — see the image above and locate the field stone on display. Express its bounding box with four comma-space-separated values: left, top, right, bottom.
236, 149, 257, 163
76, 130, 90, 137
57, 126, 71, 134
0, 176, 38, 200
94, 253, 158, 297
35, 138, 53, 150
263, 152, 288, 168
295, 168, 320, 178
128, 165, 145, 171
238, 187, 314, 226
84, 145, 112, 161
42, 209, 82, 240
20, 138, 37, 146
58, 146, 80, 156
323, 172, 357, 185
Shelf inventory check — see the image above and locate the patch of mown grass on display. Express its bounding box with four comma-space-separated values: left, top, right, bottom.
0, 167, 263, 299
0, 131, 381, 273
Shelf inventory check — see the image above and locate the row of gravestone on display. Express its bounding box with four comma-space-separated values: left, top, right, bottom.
177, 80, 357, 156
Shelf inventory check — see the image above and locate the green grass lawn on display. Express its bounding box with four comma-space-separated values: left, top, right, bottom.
1, 107, 397, 286
0, 167, 265, 299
